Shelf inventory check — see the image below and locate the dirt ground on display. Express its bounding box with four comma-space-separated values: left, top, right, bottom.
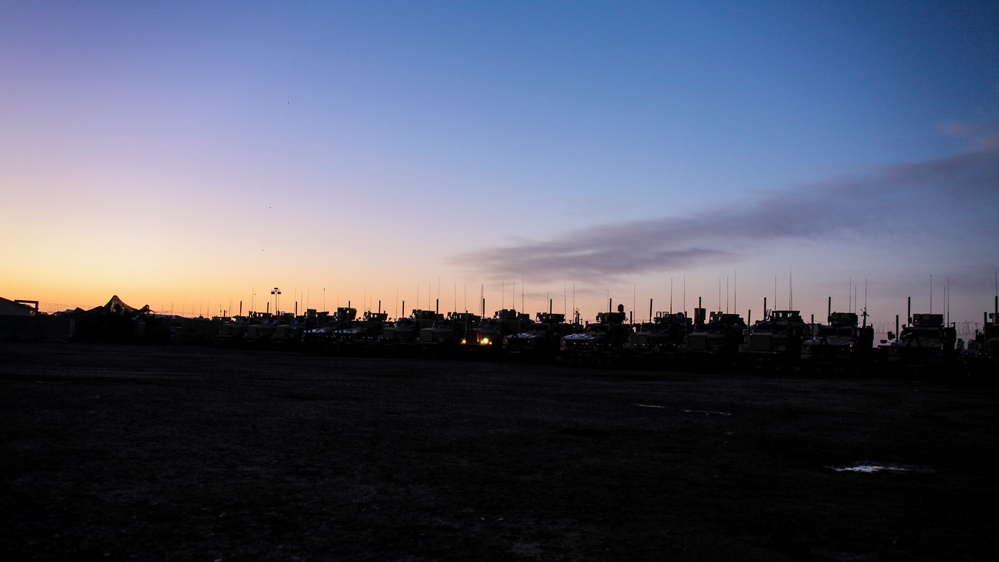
1, 342, 997, 561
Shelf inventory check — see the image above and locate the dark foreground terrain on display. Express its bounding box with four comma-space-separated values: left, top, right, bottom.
1, 343, 996, 561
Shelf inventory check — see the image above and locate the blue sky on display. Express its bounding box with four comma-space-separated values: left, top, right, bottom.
2, 1, 997, 330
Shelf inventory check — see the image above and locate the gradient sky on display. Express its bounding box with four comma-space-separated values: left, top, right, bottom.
3, 1, 998, 333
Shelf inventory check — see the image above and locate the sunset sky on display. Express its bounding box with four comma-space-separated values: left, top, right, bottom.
3, 1, 998, 332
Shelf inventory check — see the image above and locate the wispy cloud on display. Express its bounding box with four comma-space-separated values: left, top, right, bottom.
452, 141, 999, 282
940, 120, 999, 151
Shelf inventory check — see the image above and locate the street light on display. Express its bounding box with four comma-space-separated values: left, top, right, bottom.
271, 287, 281, 315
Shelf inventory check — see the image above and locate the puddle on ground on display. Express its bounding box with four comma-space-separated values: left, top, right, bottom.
826, 463, 932, 474
635, 404, 732, 416
679, 408, 733, 416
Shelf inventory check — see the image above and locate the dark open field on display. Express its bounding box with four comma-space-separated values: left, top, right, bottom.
1, 342, 997, 561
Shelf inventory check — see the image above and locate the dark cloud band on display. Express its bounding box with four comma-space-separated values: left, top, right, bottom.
452, 143, 999, 282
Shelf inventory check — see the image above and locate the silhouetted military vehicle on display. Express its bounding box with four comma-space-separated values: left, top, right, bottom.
801, 311, 874, 373
740, 309, 808, 370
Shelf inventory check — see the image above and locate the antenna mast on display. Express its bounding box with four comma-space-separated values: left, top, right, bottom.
946, 277, 950, 327
670, 278, 674, 315
789, 268, 793, 310
862, 278, 868, 328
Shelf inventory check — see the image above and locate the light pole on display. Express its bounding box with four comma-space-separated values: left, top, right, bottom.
271, 287, 281, 315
